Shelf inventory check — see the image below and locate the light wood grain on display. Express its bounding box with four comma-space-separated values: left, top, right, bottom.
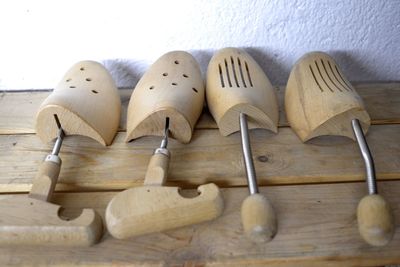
206, 47, 279, 135
126, 51, 204, 143
285, 52, 370, 142
105, 151, 224, 239
0, 193, 103, 246
28, 160, 61, 201
0, 124, 399, 193
1, 83, 400, 135
105, 183, 223, 239
36, 61, 121, 146
0, 181, 399, 266
241, 193, 277, 243
357, 194, 395, 246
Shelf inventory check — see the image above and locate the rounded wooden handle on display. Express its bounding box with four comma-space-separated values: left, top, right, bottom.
241, 193, 277, 243
357, 194, 394, 246
144, 152, 169, 186
29, 160, 61, 201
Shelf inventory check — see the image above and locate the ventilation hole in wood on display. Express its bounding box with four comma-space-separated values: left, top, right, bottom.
172, 82, 177, 86
224, 58, 232, 87
80, 67, 85, 71
321, 59, 342, 92
91, 90, 98, 94
174, 60, 179, 64
328, 61, 350, 91
163, 73, 168, 77
315, 60, 334, 92
66, 79, 71, 82
231, 56, 239, 87
69, 86, 76, 88
238, 58, 247, 88
149, 86, 154, 90
245, 61, 253, 87
86, 78, 92, 82
334, 65, 353, 91
192, 87, 198, 93
218, 64, 225, 88
309, 65, 323, 92
183, 74, 188, 78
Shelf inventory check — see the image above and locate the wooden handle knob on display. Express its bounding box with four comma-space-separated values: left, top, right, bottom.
144, 152, 170, 186
29, 160, 61, 202
357, 194, 394, 246
241, 193, 277, 243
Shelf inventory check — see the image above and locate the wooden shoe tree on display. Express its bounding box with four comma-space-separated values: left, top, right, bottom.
106, 52, 223, 239
207, 48, 278, 243
285, 52, 394, 246
285, 52, 370, 142
125, 51, 204, 143
36, 61, 121, 146
206, 48, 278, 136
0, 61, 121, 246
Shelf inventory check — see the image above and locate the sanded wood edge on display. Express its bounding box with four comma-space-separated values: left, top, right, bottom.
126, 108, 194, 144
36, 104, 107, 146
218, 103, 278, 136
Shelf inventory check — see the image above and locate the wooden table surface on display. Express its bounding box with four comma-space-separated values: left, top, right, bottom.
0, 83, 399, 266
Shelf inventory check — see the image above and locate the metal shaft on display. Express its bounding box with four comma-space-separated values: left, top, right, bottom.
160, 117, 170, 149
351, 118, 377, 195
51, 114, 65, 156
239, 113, 259, 195
154, 117, 170, 157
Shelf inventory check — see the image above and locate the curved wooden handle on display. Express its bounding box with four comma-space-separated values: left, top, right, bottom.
241, 193, 277, 243
29, 160, 61, 202
357, 194, 394, 246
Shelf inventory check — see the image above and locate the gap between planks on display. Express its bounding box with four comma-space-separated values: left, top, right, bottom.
0, 124, 400, 193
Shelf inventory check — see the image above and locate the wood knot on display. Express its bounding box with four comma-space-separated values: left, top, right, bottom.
257, 155, 268, 163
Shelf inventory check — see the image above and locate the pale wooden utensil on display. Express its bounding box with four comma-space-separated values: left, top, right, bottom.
106, 52, 224, 239
207, 47, 279, 243
285, 51, 394, 246
0, 61, 121, 245
126, 51, 204, 143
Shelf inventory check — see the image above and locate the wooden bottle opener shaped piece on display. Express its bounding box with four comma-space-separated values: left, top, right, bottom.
207, 48, 278, 243
106, 52, 223, 239
0, 61, 121, 246
125, 51, 204, 143
285, 52, 394, 246
36, 61, 121, 146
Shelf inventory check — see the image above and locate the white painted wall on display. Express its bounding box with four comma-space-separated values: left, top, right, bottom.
0, 0, 399, 90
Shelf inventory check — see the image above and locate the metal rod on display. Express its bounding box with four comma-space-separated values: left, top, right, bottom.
154, 117, 170, 157
51, 114, 65, 156
160, 117, 170, 149
239, 113, 259, 195
351, 118, 377, 195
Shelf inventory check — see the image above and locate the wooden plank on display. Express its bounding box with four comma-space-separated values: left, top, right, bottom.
0, 181, 399, 266
1, 124, 399, 193
1, 83, 400, 135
